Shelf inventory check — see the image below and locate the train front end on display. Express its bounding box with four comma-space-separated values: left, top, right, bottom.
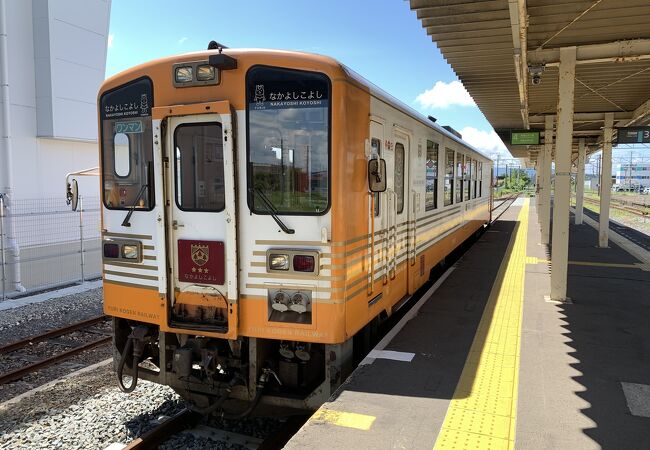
98, 50, 354, 413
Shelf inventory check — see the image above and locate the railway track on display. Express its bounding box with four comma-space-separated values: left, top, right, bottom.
120, 408, 308, 450
583, 196, 649, 218
491, 193, 520, 223
0, 314, 111, 385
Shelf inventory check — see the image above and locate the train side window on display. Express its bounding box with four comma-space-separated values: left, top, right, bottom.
395, 142, 405, 214
472, 158, 478, 199
464, 156, 470, 201
372, 138, 381, 217
456, 153, 463, 203
114, 133, 131, 177
444, 148, 454, 206
425, 140, 438, 211
479, 161, 483, 197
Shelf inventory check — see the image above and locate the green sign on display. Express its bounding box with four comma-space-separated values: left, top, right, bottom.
115, 120, 143, 134
510, 131, 540, 145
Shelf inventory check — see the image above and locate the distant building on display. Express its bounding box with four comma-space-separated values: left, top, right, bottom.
1, 0, 110, 199
0, 0, 111, 296
614, 164, 650, 188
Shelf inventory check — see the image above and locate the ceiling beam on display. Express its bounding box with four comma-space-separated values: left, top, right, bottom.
508, 0, 529, 129
528, 39, 650, 66
529, 112, 633, 124
618, 99, 650, 127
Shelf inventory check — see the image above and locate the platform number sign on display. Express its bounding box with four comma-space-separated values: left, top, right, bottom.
616, 127, 650, 145
510, 131, 540, 145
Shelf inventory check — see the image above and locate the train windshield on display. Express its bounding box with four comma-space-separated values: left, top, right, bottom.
246, 66, 330, 215
100, 78, 154, 210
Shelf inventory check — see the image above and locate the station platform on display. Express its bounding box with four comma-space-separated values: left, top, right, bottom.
285, 198, 650, 450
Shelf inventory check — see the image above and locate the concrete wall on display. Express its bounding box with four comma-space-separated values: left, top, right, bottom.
2, 0, 111, 200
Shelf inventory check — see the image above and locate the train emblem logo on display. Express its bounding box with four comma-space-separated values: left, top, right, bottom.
191, 244, 209, 266
254, 85, 265, 103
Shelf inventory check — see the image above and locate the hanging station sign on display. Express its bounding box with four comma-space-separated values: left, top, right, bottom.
510, 130, 540, 145
616, 127, 650, 144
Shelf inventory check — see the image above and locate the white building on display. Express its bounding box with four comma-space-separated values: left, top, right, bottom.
614, 163, 650, 188
1, 0, 111, 296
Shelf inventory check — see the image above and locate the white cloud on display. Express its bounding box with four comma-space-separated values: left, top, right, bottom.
460, 126, 509, 158
415, 81, 476, 109
108, 34, 114, 48
178, 37, 188, 45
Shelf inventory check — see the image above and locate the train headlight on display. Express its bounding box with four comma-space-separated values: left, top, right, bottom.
122, 244, 140, 260
175, 66, 193, 83
196, 65, 216, 81
269, 254, 289, 271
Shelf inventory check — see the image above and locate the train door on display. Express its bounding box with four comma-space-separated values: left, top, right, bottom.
392, 131, 409, 287
165, 112, 238, 333
369, 120, 386, 291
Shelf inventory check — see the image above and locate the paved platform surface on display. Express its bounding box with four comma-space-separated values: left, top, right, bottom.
286, 198, 650, 449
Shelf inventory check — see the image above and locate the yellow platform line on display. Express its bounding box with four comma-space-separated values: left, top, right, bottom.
434, 198, 529, 450
526, 256, 645, 270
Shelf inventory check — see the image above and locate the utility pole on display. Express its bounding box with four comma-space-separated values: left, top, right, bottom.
628, 150, 633, 189
496, 154, 500, 186
597, 154, 601, 195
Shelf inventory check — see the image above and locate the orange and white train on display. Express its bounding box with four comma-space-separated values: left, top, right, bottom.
85, 45, 492, 414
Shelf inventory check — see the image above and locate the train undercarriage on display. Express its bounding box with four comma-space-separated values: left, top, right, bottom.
112, 318, 355, 416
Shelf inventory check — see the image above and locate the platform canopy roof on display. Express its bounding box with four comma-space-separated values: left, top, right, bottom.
409, 0, 650, 163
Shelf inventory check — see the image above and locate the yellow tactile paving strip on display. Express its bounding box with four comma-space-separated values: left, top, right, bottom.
525, 256, 646, 270
434, 199, 529, 450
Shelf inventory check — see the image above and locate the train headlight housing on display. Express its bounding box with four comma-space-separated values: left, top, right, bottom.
122, 244, 140, 260
269, 254, 290, 271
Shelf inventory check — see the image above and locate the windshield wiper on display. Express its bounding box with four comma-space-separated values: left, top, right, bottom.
122, 162, 153, 227
252, 187, 295, 234
121, 184, 148, 227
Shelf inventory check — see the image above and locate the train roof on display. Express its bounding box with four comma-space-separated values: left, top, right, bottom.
102, 48, 490, 161
340, 63, 490, 160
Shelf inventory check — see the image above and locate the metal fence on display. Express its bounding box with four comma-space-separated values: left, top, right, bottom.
0, 195, 101, 300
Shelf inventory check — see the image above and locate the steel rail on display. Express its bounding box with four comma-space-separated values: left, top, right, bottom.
122, 409, 201, 450
0, 315, 108, 355
0, 335, 111, 384
119, 406, 308, 450
583, 196, 648, 218
257, 415, 309, 450
492, 193, 520, 223
492, 193, 519, 211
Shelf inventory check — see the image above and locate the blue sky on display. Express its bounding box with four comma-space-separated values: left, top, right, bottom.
105, 0, 510, 157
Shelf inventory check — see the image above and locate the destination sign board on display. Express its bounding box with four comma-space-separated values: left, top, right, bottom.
115, 120, 143, 134
616, 127, 650, 144
511, 130, 540, 145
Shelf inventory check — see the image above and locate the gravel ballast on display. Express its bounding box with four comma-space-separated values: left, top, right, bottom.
1, 362, 287, 450
1, 286, 289, 449
0, 363, 184, 450
0, 287, 110, 403
0, 287, 104, 344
